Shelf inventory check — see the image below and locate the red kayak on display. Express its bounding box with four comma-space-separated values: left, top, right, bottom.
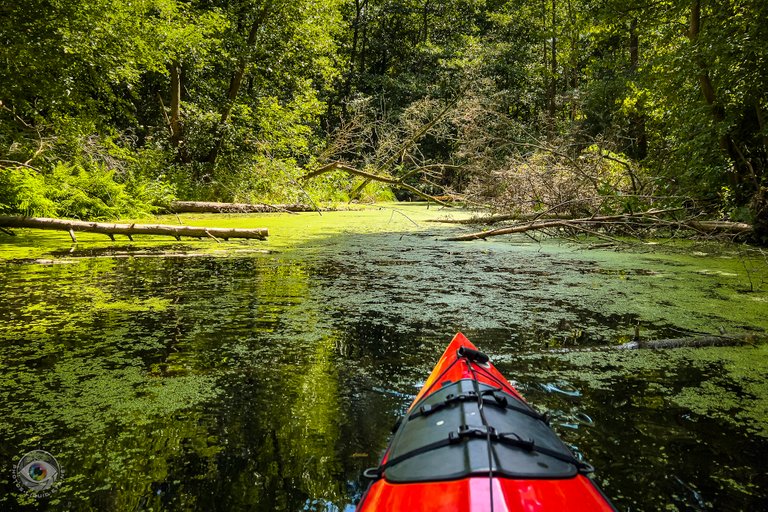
357, 333, 615, 511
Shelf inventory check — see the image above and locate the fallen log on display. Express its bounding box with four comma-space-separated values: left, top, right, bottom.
432, 212, 575, 225
687, 220, 753, 235
0, 215, 268, 242
169, 201, 317, 214
445, 217, 621, 241
443, 209, 745, 241
437, 215, 753, 233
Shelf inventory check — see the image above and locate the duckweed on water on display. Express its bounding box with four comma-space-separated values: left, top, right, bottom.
507, 344, 768, 438
1, 204, 767, 510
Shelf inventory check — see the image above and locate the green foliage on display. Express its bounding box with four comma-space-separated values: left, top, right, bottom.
0, 0, 766, 228
0, 162, 166, 220
0, 168, 58, 217
0, 0, 348, 210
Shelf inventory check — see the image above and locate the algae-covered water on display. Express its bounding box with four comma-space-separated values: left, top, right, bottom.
1, 204, 767, 511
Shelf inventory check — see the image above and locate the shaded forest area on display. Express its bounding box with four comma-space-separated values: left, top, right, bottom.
1, 0, 767, 241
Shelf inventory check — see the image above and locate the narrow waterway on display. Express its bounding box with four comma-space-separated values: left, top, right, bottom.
1, 205, 767, 510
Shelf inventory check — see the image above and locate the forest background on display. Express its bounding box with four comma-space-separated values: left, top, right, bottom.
1, 0, 766, 240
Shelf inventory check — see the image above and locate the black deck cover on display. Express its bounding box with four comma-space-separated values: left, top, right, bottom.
383, 379, 579, 483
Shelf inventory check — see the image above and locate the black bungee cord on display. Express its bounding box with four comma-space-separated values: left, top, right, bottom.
461, 348, 495, 512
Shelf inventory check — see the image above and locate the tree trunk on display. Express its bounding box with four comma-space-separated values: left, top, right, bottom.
169, 62, 181, 143
207, 3, 273, 166
342, 0, 365, 106
0, 216, 268, 241
629, 18, 639, 72
169, 60, 187, 163
359, 2, 368, 75
169, 201, 318, 214
688, 1, 766, 242
688, 2, 722, 121
542, 0, 548, 117
628, 18, 647, 158
688, 5, 726, 125
687, 0, 747, 196
756, 101, 768, 152
566, 0, 577, 123
547, 0, 557, 135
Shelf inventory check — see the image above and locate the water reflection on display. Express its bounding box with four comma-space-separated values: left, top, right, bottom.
548, 410, 594, 430
1, 231, 767, 510
539, 381, 583, 397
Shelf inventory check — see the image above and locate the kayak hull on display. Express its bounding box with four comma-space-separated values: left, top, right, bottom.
360, 476, 613, 512
357, 333, 614, 511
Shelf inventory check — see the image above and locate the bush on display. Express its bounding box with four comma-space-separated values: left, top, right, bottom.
0, 162, 166, 220
0, 167, 58, 217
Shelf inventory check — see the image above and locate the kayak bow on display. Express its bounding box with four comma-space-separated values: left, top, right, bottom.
357, 332, 615, 511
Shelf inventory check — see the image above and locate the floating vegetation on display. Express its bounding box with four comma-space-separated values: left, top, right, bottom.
1, 207, 767, 510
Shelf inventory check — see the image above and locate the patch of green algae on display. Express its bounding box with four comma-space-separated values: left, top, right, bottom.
670, 345, 768, 438
566, 242, 768, 334
2, 202, 765, 340
0, 203, 464, 261
509, 343, 768, 437
2, 204, 768, 509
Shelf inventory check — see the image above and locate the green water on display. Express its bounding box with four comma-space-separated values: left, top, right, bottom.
1, 204, 767, 510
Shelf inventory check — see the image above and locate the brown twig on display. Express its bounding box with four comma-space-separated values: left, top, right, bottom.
0, 160, 44, 173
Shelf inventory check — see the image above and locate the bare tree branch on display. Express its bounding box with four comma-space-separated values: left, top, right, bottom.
0, 160, 43, 173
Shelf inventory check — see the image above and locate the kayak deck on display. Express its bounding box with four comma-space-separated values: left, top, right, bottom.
357, 333, 615, 511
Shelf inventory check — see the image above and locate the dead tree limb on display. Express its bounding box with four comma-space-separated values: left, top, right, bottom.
0, 159, 44, 173
0, 216, 268, 241
445, 212, 663, 241
687, 220, 753, 235
379, 98, 459, 172
169, 201, 317, 214
445, 218, 571, 241
432, 198, 687, 226
302, 161, 452, 207
302, 162, 391, 182
433, 212, 575, 225
444, 209, 747, 241
305, 99, 459, 206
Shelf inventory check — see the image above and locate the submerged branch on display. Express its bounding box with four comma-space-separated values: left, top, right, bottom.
615, 334, 763, 350
687, 220, 753, 235
533, 333, 765, 356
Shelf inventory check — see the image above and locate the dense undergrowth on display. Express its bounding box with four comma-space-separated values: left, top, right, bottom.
1, 0, 766, 237
0, 154, 395, 220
